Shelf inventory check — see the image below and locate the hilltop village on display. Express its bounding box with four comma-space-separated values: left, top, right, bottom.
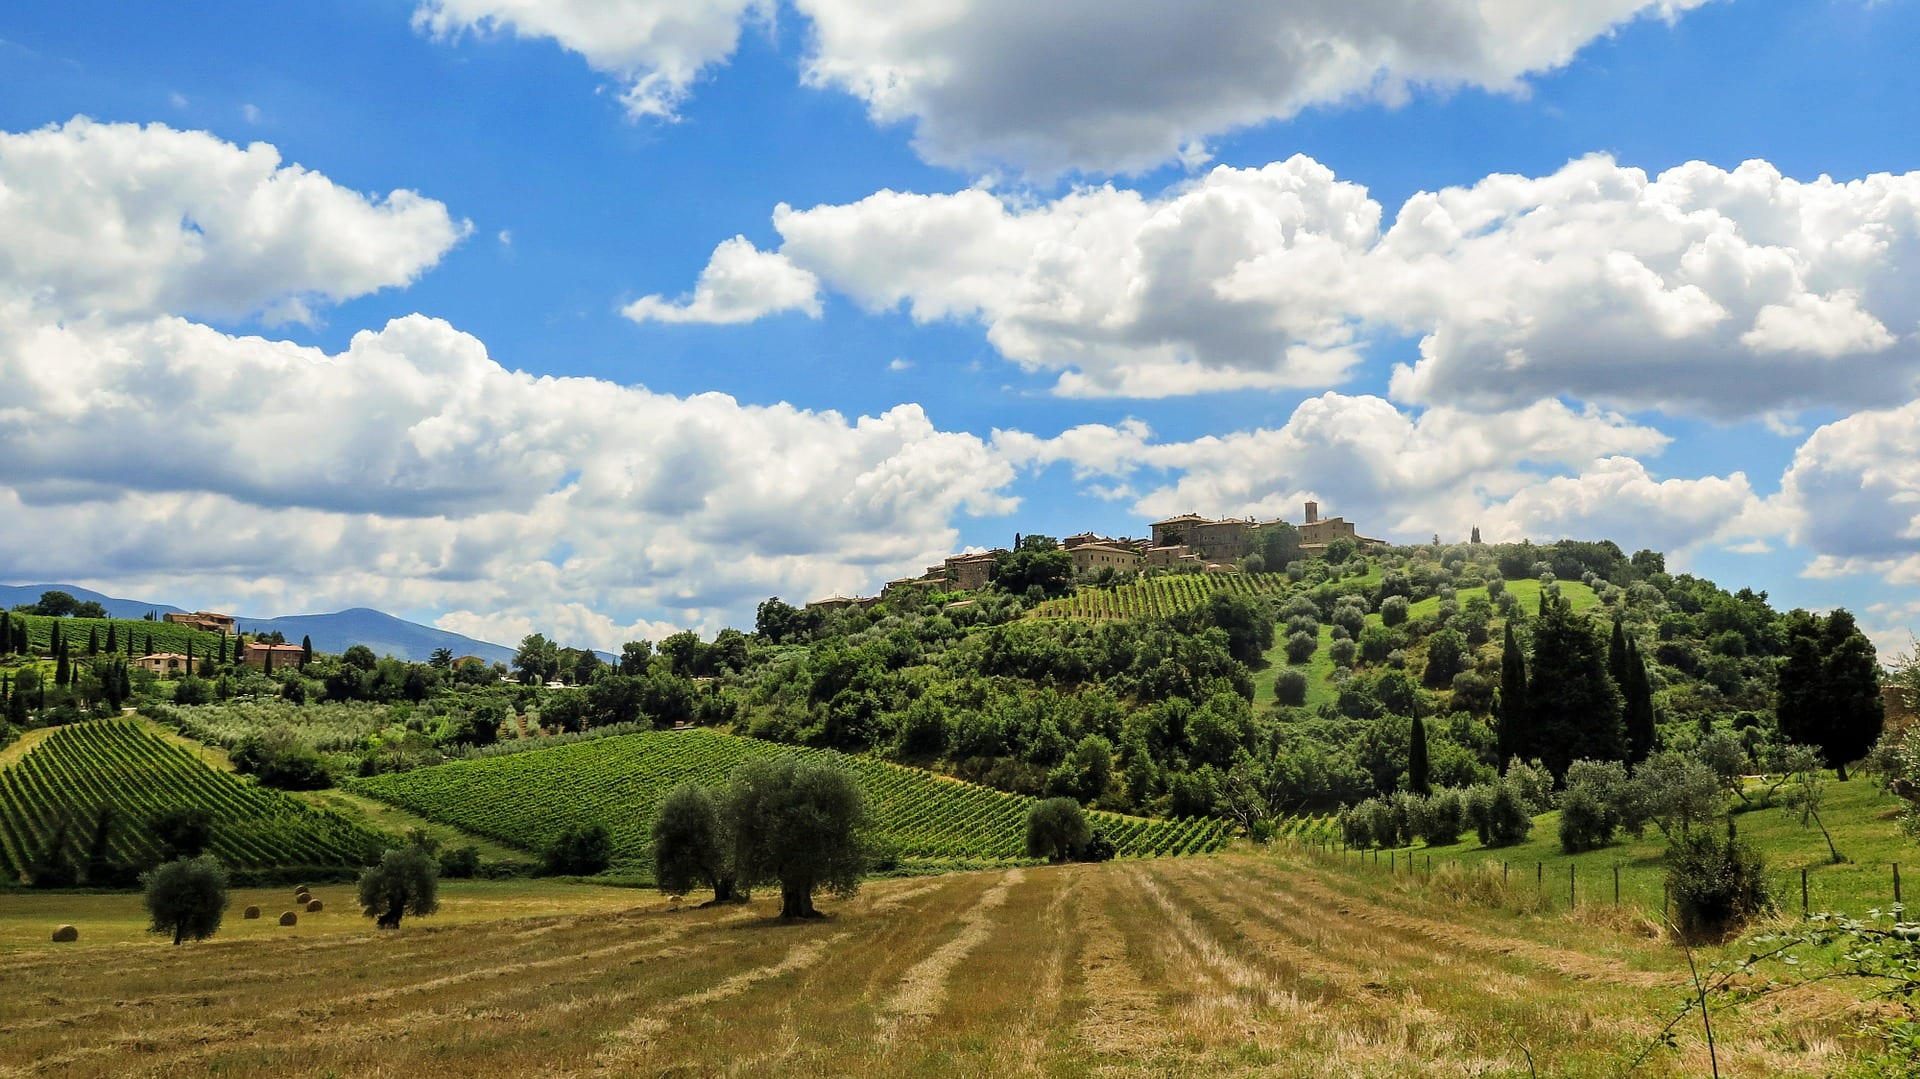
811, 501, 1380, 610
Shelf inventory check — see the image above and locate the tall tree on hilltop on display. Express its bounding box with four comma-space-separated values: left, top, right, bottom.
1526, 594, 1624, 778
87, 626, 99, 656
1408, 714, 1430, 795
1470, 526, 1482, 544
1497, 622, 1528, 768
1778, 609, 1884, 780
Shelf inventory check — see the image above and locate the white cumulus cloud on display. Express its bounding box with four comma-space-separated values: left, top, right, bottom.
1779, 399, 1920, 586
624, 236, 821, 324
413, 0, 766, 120
655, 153, 1920, 414
0, 117, 467, 323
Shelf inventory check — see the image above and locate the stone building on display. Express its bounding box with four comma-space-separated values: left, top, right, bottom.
1069, 542, 1142, 576
943, 551, 1000, 592
1296, 500, 1380, 554
133, 652, 190, 677
243, 641, 304, 670
163, 611, 236, 634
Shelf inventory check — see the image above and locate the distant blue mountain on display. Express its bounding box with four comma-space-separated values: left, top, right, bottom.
0, 584, 515, 665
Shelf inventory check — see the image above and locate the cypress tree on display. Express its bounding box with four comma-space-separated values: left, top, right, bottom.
13, 623, 26, 656
0, 611, 10, 656
105, 623, 117, 653
1624, 638, 1656, 763
1779, 609, 1884, 781
50, 619, 63, 656
87, 626, 99, 656
1525, 594, 1625, 779
301, 635, 313, 670
1497, 622, 1529, 769
1408, 714, 1430, 795
1607, 617, 1628, 691
55, 642, 71, 688
263, 648, 273, 676
232, 633, 244, 665
142, 632, 152, 657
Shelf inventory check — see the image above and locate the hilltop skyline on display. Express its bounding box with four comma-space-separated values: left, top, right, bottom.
1, 2, 1918, 654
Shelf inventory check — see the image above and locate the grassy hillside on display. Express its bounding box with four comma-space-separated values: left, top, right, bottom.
1319, 773, 1910, 917
0, 851, 1854, 1075
0, 720, 385, 883
353, 728, 1229, 871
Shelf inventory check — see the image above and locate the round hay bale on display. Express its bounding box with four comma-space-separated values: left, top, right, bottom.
294, 888, 311, 902
278, 911, 298, 927
50, 924, 78, 943
305, 899, 323, 913
243, 905, 261, 919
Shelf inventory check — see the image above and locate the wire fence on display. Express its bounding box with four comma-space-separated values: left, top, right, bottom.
1283, 834, 1912, 919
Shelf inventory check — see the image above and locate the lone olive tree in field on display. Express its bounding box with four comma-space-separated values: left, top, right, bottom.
358, 846, 440, 929
651, 782, 737, 904
143, 855, 230, 945
726, 755, 866, 919
1025, 798, 1090, 863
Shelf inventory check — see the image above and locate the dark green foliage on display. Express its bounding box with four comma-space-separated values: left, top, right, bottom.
1777, 609, 1883, 779
143, 855, 230, 944
150, 806, 214, 861
1195, 591, 1275, 665
725, 754, 867, 918
1274, 669, 1308, 706
1025, 797, 1091, 862
29, 816, 78, 888
1420, 788, 1467, 846
83, 803, 139, 888
1623, 639, 1656, 763
437, 845, 481, 879
1045, 735, 1114, 803
230, 727, 333, 790
358, 846, 440, 928
993, 538, 1074, 599
1557, 786, 1614, 853
1284, 631, 1316, 664
651, 783, 734, 902
542, 823, 613, 876
1667, 821, 1772, 940
1524, 595, 1624, 778
1407, 714, 1429, 796
1422, 628, 1466, 689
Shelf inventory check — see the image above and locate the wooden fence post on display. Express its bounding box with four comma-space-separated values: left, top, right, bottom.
1896, 863, 1902, 906
1569, 864, 1576, 909
1537, 862, 1543, 889
1802, 867, 1809, 917
1614, 865, 1620, 906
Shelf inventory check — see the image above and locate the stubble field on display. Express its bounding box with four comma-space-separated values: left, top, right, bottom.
0, 850, 1858, 1077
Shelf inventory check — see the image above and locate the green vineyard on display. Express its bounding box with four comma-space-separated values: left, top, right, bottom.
353, 728, 1230, 870
4, 614, 230, 660
0, 721, 385, 881
1029, 572, 1297, 621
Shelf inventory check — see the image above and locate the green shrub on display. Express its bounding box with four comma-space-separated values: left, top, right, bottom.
1667, 821, 1772, 940
1420, 788, 1467, 846
1468, 783, 1533, 848
1274, 669, 1308, 707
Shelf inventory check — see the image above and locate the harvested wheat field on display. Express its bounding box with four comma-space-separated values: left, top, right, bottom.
0, 850, 1859, 1077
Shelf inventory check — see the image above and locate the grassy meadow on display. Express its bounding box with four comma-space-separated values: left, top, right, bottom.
0, 848, 1859, 1077
1316, 770, 1915, 919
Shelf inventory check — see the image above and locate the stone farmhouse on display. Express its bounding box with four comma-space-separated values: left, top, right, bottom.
243, 641, 304, 670
163, 610, 236, 634
807, 500, 1379, 609
133, 652, 191, 677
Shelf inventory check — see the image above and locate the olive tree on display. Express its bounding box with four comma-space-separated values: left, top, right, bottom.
1025, 797, 1091, 863
143, 855, 230, 945
651, 782, 736, 903
358, 846, 440, 929
726, 754, 867, 919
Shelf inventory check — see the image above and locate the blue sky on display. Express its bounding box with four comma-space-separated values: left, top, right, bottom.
1, 1, 1917, 657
